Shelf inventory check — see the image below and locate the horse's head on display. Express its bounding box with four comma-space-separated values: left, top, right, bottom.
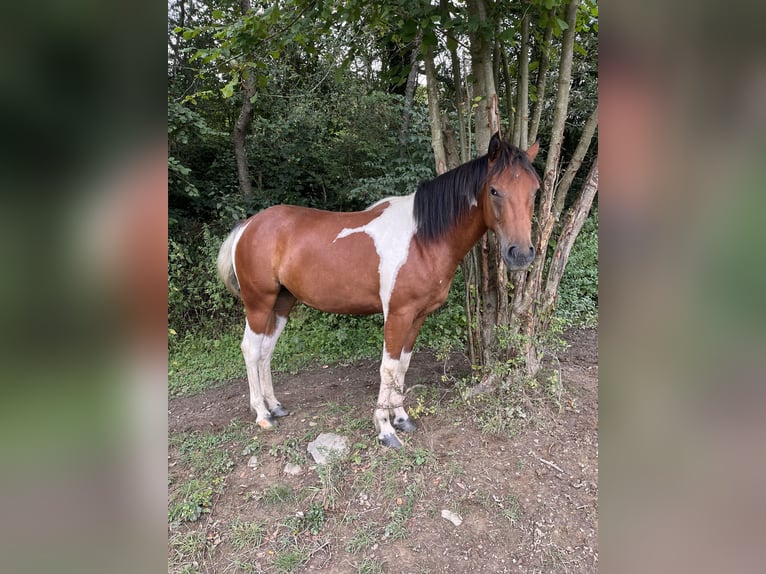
482, 133, 540, 270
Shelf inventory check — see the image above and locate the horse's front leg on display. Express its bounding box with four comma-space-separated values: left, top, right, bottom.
374, 350, 405, 448
374, 313, 424, 447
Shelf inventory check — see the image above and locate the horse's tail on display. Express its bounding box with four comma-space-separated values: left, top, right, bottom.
217, 221, 245, 299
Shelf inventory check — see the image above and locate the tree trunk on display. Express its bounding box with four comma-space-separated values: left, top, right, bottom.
542, 157, 599, 315
528, 20, 553, 146
464, 0, 510, 383
424, 44, 448, 175
553, 106, 598, 218
399, 31, 423, 154
513, 14, 529, 148
233, 0, 256, 198
467, 0, 497, 154
510, 0, 580, 375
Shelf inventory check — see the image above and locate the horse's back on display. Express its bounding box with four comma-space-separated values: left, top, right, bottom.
235, 203, 388, 314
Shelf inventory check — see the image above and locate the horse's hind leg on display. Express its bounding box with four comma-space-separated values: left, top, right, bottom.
242, 289, 296, 428
241, 320, 273, 428
258, 289, 296, 418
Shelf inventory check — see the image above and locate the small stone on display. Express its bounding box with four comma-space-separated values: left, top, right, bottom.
307, 432, 349, 465
284, 462, 303, 476
247, 455, 259, 468
441, 509, 463, 526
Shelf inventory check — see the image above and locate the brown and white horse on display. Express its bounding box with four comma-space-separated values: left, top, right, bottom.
217, 133, 540, 447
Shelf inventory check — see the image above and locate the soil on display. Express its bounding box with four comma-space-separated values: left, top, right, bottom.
168, 328, 598, 573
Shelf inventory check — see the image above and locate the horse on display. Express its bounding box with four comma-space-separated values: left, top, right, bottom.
217, 133, 540, 448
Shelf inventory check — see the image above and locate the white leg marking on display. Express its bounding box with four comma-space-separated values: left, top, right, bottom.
334, 194, 417, 318
392, 349, 413, 425
258, 315, 288, 411
241, 322, 270, 423
374, 349, 404, 440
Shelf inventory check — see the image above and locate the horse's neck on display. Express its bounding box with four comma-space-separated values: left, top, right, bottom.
426, 204, 488, 271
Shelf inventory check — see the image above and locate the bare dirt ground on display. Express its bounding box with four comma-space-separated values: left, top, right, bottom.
168, 328, 597, 574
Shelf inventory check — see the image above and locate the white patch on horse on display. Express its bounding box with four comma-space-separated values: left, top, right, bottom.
334, 194, 416, 318
230, 219, 252, 280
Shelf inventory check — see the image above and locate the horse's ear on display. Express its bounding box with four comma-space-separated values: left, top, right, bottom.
525, 141, 540, 162
488, 132, 502, 161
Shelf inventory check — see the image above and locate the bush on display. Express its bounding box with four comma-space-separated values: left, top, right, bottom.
555, 209, 598, 326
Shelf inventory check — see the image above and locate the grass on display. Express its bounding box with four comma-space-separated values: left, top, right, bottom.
169, 329, 245, 396
168, 420, 248, 524
344, 523, 380, 553
229, 518, 266, 550
262, 484, 297, 504
169, 530, 207, 565
358, 558, 386, 574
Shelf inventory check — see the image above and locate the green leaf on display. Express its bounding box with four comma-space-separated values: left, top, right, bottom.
221, 73, 239, 99
212, 9, 223, 19
557, 18, 569, 31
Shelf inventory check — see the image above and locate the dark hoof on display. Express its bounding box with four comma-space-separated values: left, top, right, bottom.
379, 433, 403, 448
394, 418, 418, 433
270, 404, 290, 418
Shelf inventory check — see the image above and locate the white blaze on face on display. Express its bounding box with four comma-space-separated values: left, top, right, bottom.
335, 194, 416, 318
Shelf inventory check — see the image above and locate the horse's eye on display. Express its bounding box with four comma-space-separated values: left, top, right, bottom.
490, 187, 499, 196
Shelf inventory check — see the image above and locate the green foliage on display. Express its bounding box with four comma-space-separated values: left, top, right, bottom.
555, 209, 598, 326
304, 502, 326, 535
168, 329, 244, 397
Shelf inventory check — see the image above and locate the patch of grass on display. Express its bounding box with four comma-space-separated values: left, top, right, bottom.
269, 437, 305, 465
383, 481, 421, 541
344, 523, 379, 553
387, 446, 433, 473
229, 518, 266, 551
168, 421, 247, 524
502, 494, 524, 524
272, 545, 310, 573
316, 457, 347, 509
169, 329, 245, 397
168, 478, 217, 523
169, 530, 207, 564
358, 558, 385, 574
262, 484, 297, 505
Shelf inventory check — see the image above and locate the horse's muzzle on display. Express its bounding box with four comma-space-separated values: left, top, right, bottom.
504, 244, 535, 270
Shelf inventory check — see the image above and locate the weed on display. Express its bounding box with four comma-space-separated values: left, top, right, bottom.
269, 437, 305, 465
305, 502, 326, 535
229, 518, 266, 550
241, 436, 263, 456
262, 484, 296, 505
272, 546, 309, 573
168, 478, 217, 523
169, 530, 207, 563
316, 457, 346, 509
358, 558, 385, 574
344, 523, 379, 553
501, 494, 524, 524
383, 481, 421, 540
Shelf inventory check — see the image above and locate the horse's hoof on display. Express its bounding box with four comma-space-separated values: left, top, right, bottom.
394, 418, 418, 433
257, 416, 277, 430
270, 404, 290, 418
379, 433, 403, 448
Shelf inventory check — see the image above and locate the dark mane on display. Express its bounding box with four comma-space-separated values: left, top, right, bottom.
413, 140, 538, 242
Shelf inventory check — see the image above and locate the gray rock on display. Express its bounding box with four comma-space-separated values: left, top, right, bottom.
247, 455, 259, 468
441, 509, 463, 526
307, 432, 349, 465
283, 462, 303, 476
